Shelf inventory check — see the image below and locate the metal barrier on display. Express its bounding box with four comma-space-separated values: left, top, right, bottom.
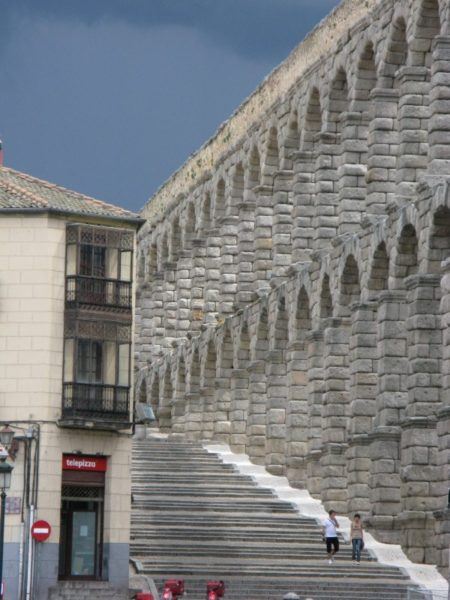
62, 382, 130, 421
66, 275, 132, 310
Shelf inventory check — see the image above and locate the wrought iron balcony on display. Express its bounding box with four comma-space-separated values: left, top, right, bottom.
61, 382, 131, 430
66, 276, 132, 311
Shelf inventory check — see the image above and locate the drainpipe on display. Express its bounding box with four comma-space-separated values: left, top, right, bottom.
17, 522, 24, 600
25, 504, 34, 600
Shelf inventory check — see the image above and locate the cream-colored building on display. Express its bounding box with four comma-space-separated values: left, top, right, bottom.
0, 167, 142, 600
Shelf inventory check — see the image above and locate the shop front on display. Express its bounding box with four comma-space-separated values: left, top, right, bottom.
58, 454, 107, 580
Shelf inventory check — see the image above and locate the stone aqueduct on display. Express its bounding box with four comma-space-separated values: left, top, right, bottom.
135, 0, 450, 574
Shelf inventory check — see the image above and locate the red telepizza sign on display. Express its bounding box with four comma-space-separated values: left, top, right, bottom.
62, 454, 107, 472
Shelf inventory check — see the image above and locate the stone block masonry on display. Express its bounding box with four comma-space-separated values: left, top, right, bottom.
135, 0, 450, 576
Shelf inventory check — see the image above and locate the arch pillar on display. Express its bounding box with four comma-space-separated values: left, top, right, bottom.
200, 385, 216, 440
172, 381, 187, 438
213, 377, 232, 443
162, 261, 177, 345
395, 66, 430, 203
265, 348, 287, 475
204, 227, 221, 324
368, 290, 407, 543
291, 151, 315, 263
347, 300, 378, 517
159, 380, 173, 433
184, 391, 204, 441
136, 282, 153, 367
286, 340, 309, 489
254, 185, 274, 291
305, 329, 325, 497
399, 273, 441, 563
272, 170, 293, 284
246, 359, 267, 464
320, 317, 351, 513
435, 258, 450, 573
429, 36, 450, 174
337, 112, 369, 235
175, 251, 192, 338
190, 238, 207, 331
219, 215, 239, 316
230, 368, 250, 453
237, 200, 256, 307
313, 132, 339, 251
365, 88, 399, 215
149, 272, 165, 352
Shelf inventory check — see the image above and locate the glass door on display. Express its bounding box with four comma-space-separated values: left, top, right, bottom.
71, 509, 97, 577
59, 493, 104, 580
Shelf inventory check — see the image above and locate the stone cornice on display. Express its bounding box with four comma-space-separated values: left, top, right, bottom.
322, 442, 348, 455
400, 416, 437, 430
305, 329, 324, 342
377, 290, 406, 303
367, 426, 401, 441
347, 433, 371, 446
404, 273, 441, 290
369, 87, 399, 101
247, 360, 266, 373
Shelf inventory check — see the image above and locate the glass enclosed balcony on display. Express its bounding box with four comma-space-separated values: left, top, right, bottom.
65, 224, 134, 314
60, 318, 132, 431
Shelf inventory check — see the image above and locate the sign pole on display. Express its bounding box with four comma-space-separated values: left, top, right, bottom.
0, 491, 6, 600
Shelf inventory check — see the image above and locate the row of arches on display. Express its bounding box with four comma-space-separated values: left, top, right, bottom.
140, 0, 444, 254
137, 179, 450, 570
136, 0, 449, 353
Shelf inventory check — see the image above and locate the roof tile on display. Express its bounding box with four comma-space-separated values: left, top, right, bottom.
0, 166, 140, 221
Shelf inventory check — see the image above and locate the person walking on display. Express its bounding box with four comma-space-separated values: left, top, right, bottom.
322, 509, 339, 564
350, 513, 364, 564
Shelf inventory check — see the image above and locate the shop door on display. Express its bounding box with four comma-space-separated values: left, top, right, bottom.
59, 487, 104, 580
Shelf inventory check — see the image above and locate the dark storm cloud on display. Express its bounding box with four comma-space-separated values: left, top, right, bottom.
2, 0, 338, 60
0, 0, 340, 209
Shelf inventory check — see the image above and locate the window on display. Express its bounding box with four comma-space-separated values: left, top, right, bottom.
77, 340, 103, 384
80, 245, 106, 278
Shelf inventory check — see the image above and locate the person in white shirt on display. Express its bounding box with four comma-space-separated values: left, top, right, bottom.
322, 509, 340, 563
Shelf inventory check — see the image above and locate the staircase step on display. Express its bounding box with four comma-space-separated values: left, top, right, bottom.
130, 437, 419, 600
48, 582, 127, 600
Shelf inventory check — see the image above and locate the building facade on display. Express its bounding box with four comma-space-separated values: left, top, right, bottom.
0, 167, 141, 599
135, 0, 450, 577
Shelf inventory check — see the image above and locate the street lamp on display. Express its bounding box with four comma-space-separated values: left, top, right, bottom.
0, 427, 14, 449
0, 426, 14, 600
0, 463, 12, 491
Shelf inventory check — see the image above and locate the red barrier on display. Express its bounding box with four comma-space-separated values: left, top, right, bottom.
206, 580, 225, 600
162, 579, 185, 600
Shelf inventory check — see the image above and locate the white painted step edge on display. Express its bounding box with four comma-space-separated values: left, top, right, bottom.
203, 442, 448, 600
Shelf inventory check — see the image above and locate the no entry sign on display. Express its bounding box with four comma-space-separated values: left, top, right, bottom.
31, 520, 51, 542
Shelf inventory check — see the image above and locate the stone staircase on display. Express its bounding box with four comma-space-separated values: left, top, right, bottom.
131, 437, 420, 600
48, 581, 127, 600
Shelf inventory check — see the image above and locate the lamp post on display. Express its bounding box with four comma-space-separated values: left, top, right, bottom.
0, 426, 15, 600
0, 461, 12, 600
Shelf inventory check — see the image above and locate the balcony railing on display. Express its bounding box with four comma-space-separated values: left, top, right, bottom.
62, 382, 130, 425
66, 276, 132, 310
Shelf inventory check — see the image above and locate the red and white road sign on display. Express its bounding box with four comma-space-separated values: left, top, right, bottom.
31, 520, 51, 542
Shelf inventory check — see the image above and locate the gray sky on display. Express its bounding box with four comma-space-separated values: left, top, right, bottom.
0, 0, 339, 211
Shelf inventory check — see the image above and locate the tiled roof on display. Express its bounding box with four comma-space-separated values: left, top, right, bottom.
0, 166, 141, 222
